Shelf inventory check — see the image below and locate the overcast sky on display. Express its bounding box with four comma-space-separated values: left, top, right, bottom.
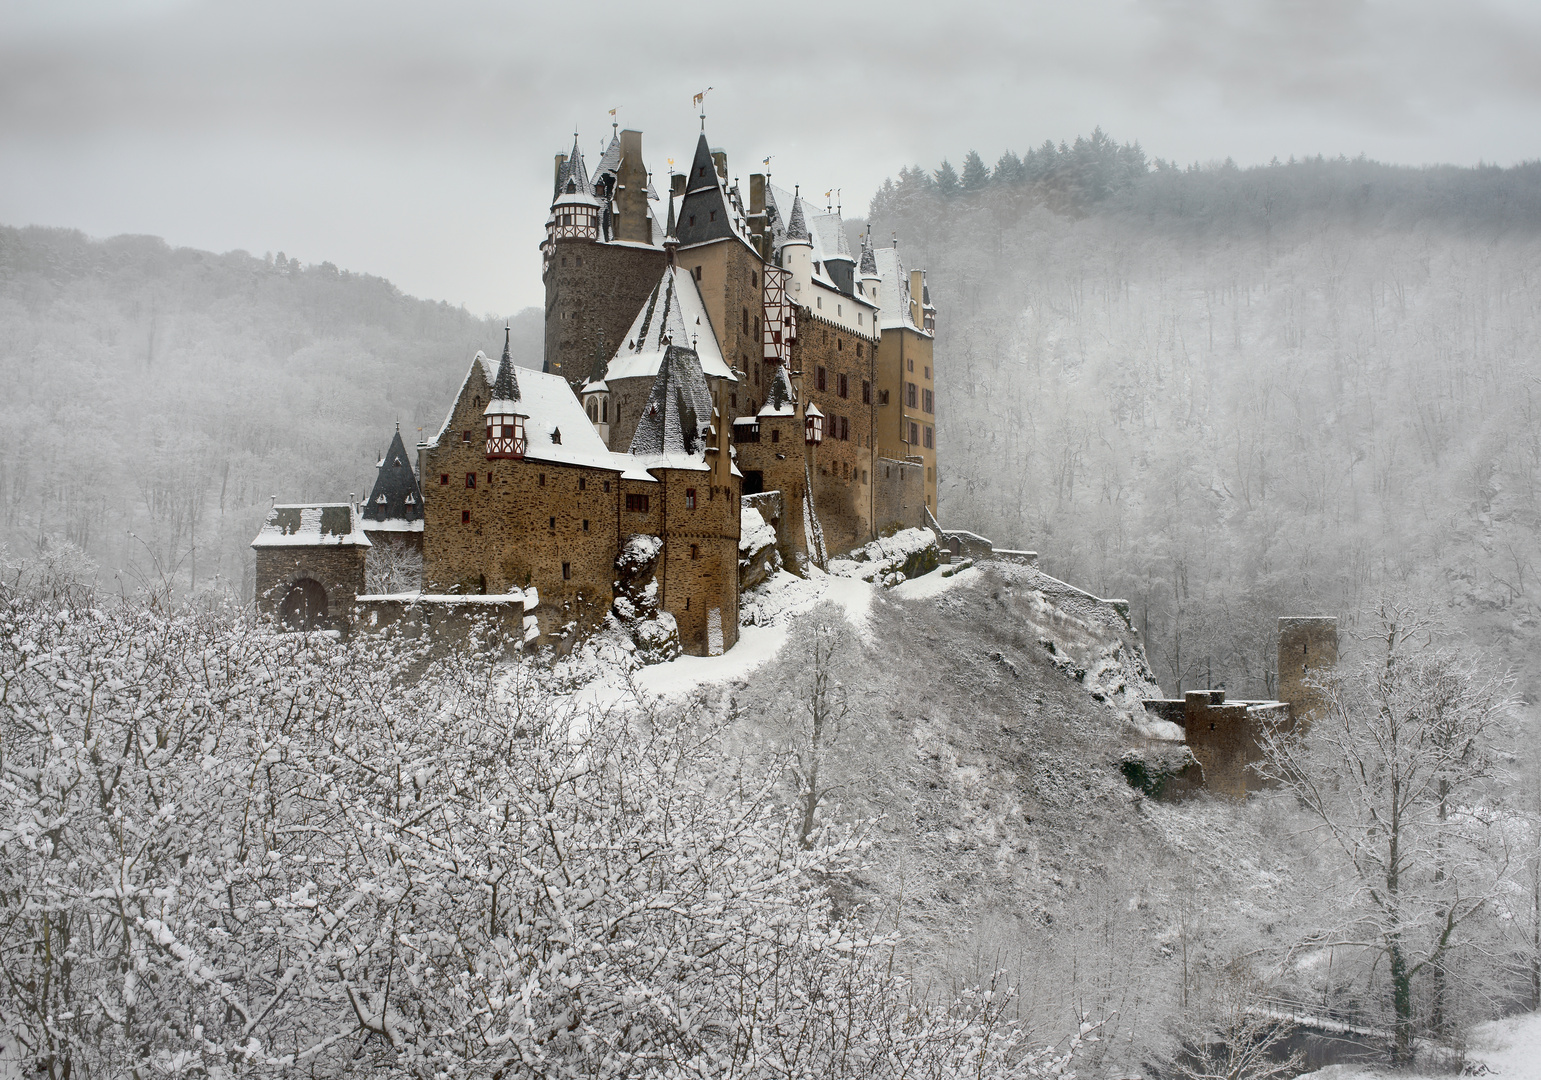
3, 0, 1539, 315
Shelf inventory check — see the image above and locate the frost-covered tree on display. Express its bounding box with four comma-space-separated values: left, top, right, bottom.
1256, 601, 1514, 1064
0, 583, 1102, 1078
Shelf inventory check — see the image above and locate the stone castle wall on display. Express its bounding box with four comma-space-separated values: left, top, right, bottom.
1277, 617, 1338, 730
873, 455, 927, 534
794, 312, 879, 556
544, 239, 666, 389
254, 545, 366, 627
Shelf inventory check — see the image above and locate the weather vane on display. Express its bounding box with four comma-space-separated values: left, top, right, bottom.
692, 87, 713, 129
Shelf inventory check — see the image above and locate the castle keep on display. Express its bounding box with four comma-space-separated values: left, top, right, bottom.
253, 119, 939, 655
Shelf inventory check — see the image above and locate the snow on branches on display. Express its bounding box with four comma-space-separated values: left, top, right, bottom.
0, 587, 1095, 1078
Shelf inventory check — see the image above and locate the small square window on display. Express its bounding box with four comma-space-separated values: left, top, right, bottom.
690, 544, 699, 560
440, 473, 449, 485
539, 473, 545, 487
461, 510, 470, 523
862, 380, 871, 404
685, 488, 697, 510
562, 562, 571, 580
771, 428, 780, 444
603, 480, 611, 493
549, 516, 556, 530
816, 366, 826, 391
579, 476, 586, 491
465, 473, 476, 489
462, 430, 471, 443
582, 519, 590, 532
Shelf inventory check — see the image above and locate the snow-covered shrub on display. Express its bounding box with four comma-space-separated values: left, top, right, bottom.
363, 535, 423, 594
0, 585, 1097, 1078
828, 526, 939, 586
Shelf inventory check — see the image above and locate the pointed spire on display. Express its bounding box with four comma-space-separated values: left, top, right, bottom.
785, 187, 810, 243
859, 228, 877, 277
664, 193, 678, 254
555, 132, 592, 198
492, 324, 521, 403
686, 132, 717, 194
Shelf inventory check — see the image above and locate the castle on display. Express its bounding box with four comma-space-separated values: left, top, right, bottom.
252, 121, 939, 656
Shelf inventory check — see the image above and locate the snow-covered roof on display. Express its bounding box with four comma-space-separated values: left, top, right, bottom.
362, 428, 423, 525
588, 264, 736, 388
758, 363, 798, 417
874, 246, 930, 334
811, 213, 852, 263
252, 503, 371, 549
360, 518, 424, 533
628, 344, 716, 457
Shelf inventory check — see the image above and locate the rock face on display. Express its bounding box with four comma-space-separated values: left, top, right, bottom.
611, 534, 680, 662
739, 502, 783, 591
827, 527, 941, 587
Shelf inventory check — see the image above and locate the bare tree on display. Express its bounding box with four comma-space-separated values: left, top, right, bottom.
1175, 968, 1303, 1080
1256, 599, 1513, 1066
787, 616, 850, 848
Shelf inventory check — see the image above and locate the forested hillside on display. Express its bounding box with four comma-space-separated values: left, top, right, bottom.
0, 227, 540, 598
866, 137, 1541, 698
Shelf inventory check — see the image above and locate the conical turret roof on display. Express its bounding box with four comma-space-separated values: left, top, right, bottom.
362, 426, 424, 523
859, 230, 878, 276
486, 326, 524, 413
628, 344, 715, 457
554, 133, 591, 198
785, 193, 810, 244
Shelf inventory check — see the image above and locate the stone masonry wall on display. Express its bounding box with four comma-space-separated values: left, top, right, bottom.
1277, 617, 1338, 731
656, 468, 739, 655
544, 239, 667, 389
734, 410, 808, 564
794, 311, 879, 555
255, 545, 367, 625
873, 455, 926, 534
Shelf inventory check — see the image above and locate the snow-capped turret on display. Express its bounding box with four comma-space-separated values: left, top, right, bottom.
780, 189, 813, 285
484, 326, 527, 460
821, 209, 856, 295
859, 229, 880, 307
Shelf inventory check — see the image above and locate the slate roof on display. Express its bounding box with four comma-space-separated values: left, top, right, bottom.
874, 246, 931, 335
592, 132, 622, 185
362, 428, 423, 524
859, 231, 878, 277
586, 263, 735, 388
486, 326, 522, 412
554, 133, 591, 198
252, 503, 371, 548
759, 363, 799, 417
784, 192, 810, 243
628, 344, 715, 458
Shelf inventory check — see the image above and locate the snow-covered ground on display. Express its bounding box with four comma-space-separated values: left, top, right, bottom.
1297, 1010, 1541, 1079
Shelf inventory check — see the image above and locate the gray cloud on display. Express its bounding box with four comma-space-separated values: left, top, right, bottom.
2, 0, 1536, 312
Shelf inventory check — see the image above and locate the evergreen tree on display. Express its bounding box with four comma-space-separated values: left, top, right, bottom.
933, 159, 961, 198
994, 150, 1025, 187
961, 150, 991, 193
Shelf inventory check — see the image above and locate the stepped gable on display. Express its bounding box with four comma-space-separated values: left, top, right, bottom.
628, 344, 715, 458
587, 263, 736, 389
362, 427, 423, 525
760, 363, 798, 416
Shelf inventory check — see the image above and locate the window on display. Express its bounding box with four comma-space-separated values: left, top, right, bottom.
551, 427, 561, 445
856, 342, 863, 357
906, 382, 918, 408
862, 469, 868, 484
907, 357, 914, 372
922, 389, 934, 413
689, 215, 696, 226
816, 366, 827, 391
817, 297, 822, 310
582, 519, 589, 532
924, 366, 930, 379
909, 421, 919, 444
842, 461, 849, 478
743, 308, 749, 334
924, 426, 934, 449
709, 210, 716, 221
771, 428, 780, 443
538, 473, 545, 487
735, 424, 760, 444
879, 389, 890, 405
602, 399, 608, 422
626, 493, 650, 513
603, 480, 611, 493
685, 488, 697, 510
694, 266, 702, 281
862, 380, 871, 404
731, 392, 737, 409
840, 415, 850, 441
462, 430, 471, 443
576, 256, 583, 268
465, 473, 476, 489
690, 544, 699, 560
754, 315, 760, 340
487, 472, 494, 484
755, 363, 761, 386
440, 473, 448, 485
461, 510, 470, 523
578, 476, 586, 491
473, 395, 481, 407
838, 373, 848, 398
752, 271, 758, 288
405, 494, 415, 505
858, 313, 863, 326
562, 562, 571, 580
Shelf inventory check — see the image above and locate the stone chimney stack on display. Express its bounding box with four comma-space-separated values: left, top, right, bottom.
553, 153, 568, 193
614, 130, 650, 244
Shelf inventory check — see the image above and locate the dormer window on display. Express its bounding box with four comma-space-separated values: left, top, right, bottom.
376, 494, 386, 504
551, 427, 562, 445
405, 494, 415, 505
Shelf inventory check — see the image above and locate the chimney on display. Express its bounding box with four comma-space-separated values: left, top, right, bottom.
749, 174, 765, 215
614, 130, 649, 244
909, 269, 924, 325
553, 153, 568, 194
671, 173, 686, 200
711, 148, 727, 180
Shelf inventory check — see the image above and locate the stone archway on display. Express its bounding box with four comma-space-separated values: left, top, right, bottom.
278, 578, 328, 631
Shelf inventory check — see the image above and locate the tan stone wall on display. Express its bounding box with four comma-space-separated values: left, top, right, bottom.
543, 238, 667, 389
873, 456, 927, 534
421, 366, 624, 636
875, 324, 937, 515
1277, 617, 1337, 730
734, 411, 808, 562
655, 468, 739, 655
794, 311, 878, 555
254, 545, 366, 626
1181, 693, 1290, 799
680, 239, 762, 398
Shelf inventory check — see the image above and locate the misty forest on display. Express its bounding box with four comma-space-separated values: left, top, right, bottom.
4, 133, 1541, 1078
